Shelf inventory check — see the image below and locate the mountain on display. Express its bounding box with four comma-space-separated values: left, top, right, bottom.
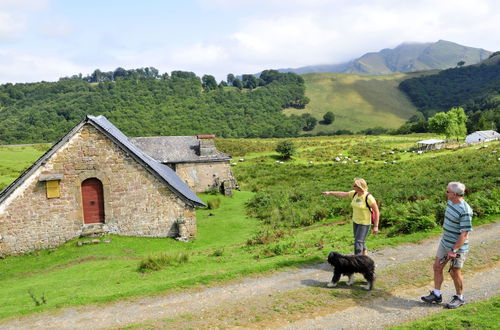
279, 40, 492, 75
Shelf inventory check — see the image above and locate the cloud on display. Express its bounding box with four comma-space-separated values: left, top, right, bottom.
0, 50, 90, 83
191, 0, 500, 77
0, 0, 50, 40
0, 12, 27, 40
38, 16, 74, 38
1, 0, 499, 83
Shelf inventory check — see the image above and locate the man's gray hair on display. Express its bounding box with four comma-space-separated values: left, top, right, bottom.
448, 182, 466, 196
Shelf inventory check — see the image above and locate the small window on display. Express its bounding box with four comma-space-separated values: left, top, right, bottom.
46, 180, 61, 198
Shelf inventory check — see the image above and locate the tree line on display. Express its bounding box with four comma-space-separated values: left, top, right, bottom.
0, 69, 312, 144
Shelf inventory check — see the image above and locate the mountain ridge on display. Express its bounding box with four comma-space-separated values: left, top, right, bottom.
278, 40, 492, 75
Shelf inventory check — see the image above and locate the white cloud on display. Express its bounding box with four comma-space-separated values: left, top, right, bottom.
38, 16, 74, 38
0, 0, 50, 40
0, 50, 90, 83
192, 0, 500, 78
0, 0, 499, 83
0, 12, 27, 40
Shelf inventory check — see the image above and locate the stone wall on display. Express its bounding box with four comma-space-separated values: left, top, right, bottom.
0, 124, 196, 256
175, 161, 237, 193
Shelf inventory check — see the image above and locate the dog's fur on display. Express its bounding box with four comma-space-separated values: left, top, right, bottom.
327, 251, 376, 290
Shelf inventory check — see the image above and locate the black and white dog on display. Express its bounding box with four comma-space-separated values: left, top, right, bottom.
327, 251, 376, 290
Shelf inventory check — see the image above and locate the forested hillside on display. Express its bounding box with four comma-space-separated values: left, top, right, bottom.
399, 53, 500, 131
0, 69, 310, 144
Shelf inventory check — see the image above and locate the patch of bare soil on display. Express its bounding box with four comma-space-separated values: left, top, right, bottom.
0, 222, 498, 330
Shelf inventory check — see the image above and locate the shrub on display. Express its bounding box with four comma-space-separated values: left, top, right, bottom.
28, 289, 46, 306
207, 198, 221, 209
209, 249, 224, 257
276, 140, 296, 159
137, 252, 189, 272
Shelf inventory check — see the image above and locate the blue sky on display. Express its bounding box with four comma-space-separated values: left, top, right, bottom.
1, 0, 499, 83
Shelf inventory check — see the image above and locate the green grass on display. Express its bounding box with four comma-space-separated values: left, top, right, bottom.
0, 188, 472, 320
283, 73, 419, 133
0, 144, 50, 189
391, 296, 500, 329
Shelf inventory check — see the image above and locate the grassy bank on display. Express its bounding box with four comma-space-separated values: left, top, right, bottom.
391, 296, 500, 329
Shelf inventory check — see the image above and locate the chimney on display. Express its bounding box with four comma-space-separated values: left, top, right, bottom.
197, 135, 216, 156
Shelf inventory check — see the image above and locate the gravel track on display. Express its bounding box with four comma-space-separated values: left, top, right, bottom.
1, 221, 498, 330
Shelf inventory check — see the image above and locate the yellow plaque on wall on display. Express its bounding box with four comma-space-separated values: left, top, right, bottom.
46, 180, 61, 198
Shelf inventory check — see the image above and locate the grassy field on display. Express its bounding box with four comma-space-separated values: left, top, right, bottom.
0, 137, 498, 320
283, 73, 419, 134
0, 144, 50, 189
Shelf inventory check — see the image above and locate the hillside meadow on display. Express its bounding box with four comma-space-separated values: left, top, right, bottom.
0, 135, 498, 319
283, 73, 420, 134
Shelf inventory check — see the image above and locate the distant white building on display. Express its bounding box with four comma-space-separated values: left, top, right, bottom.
465, 130, 500, 144
416, 138, 446, 150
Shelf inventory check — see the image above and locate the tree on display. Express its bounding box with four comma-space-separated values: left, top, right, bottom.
232, 78, 243, 90
242, 74, 258, 89
322, 111, 335, 125
428, 112, 450, 135
447, 107, 467, 140
428, 107, 467, 140
227, 74, 235, 85
301, 113, 317, 131
202, 75, 217, 91
276, 140, 296, 160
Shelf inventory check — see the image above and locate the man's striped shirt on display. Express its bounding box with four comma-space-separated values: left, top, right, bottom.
440, 200, 473, 253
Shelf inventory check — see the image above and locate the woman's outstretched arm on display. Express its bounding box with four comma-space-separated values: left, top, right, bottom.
322, 191, 349, 198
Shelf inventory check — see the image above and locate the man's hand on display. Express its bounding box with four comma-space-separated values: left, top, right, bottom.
447, 250, 457, 259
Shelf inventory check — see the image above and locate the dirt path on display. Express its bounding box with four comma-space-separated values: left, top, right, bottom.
1, 222, 499, 330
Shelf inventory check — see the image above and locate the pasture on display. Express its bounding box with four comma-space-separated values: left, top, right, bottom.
283, 73, 419, 134
0, 136, 498, 319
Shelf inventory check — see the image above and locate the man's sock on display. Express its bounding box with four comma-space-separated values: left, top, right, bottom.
433, 289, 442, 297
456, 294, 464, 300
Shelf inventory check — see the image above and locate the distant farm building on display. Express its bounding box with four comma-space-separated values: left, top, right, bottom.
416, 138, 446, 150
130, 135, 238, 195
0, 115, 207, 256
465, 130, 500, 144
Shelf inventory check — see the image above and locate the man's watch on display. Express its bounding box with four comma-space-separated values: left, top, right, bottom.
451, 248, 458, 253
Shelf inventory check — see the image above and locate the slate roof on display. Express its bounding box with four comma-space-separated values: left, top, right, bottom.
130, 136, 231, 163
0, 115, 205, 207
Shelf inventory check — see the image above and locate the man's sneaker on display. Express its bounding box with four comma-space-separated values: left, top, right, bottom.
421, 291, 442, 304
445, 295, 465, 309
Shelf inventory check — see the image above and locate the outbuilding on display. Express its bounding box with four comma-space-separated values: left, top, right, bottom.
416, 138, 446, 150
465, 130, 500, 144
0, 115, 205, 256
130, 135, 238, 195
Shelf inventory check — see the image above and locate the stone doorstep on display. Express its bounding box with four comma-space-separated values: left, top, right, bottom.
80, 223, 109, 237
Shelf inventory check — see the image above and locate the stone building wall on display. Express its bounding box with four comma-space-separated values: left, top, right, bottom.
175, 161, 236, 193
0, 124, 196, 256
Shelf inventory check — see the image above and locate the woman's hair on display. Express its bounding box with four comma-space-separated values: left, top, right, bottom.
353, 178, 368, 192
448, 182, 466, 196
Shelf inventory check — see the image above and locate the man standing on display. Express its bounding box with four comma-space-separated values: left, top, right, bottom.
421, 182, 473, 309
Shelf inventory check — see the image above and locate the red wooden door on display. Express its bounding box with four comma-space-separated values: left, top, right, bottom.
81, 178, 105, 224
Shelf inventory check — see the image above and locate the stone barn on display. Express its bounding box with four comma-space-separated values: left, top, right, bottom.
0, 115, 205, 256
130, 135, 238, 195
